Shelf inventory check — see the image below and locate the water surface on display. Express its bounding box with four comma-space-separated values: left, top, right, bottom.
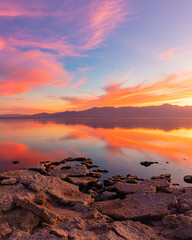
1, 118, 192, 187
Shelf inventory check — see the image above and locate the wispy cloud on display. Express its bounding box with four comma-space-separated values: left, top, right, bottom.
157, 48, 176, 59
62, 71, 192, 109
0, 0, 132, 99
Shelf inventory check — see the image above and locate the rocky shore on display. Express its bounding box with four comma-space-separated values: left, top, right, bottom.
0, 157, 192, 240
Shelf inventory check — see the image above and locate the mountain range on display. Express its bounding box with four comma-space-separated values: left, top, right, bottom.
1, 104, 192, 119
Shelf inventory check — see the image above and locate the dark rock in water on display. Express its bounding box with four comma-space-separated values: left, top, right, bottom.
103, 179, 115, 187
89, 172, 102, 178
184, 175, 192, 183
93, 169, 109, 173
12, 160, 19, 164
140, 161, 158, 167
83, 163, 100, 169
51, 161, 61, 166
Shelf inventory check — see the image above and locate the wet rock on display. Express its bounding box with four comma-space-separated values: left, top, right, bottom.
12, 195, 61, 224
51, 161, 61, 166
83, 163, 100, 169
103, 179, 115, 187
184, 175, 192, 183
8, 230, 30, 240
94, 182, 103, 190
125, 178, 138, 184
140, 161, 158, 167
48, 164, 89, 177
94, 193, 177, 221
151, 174, 171, 182
92, 169, 108, 173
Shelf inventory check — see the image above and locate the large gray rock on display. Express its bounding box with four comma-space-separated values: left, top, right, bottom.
8, 169, 93, 205
12, 195, 61, 224
94, 193, 177, 220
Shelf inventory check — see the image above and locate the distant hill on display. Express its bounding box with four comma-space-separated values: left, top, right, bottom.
1, 104, 192, 119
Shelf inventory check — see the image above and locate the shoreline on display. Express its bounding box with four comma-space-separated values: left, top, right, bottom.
0, 157, 192, 239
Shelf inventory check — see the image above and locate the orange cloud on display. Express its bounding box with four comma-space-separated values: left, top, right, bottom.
63, 71, 192, 109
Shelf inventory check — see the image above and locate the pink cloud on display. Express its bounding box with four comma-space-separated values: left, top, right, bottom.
0, 49, 72, 97
157, 48, 176, 59
80, 0, 130, 50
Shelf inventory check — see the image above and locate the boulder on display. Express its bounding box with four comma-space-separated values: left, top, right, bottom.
94, 193, 177, 221
12, 195, 61, 224
1, 178, 17, 185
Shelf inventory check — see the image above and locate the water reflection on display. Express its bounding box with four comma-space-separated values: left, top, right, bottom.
0, 119, 192, 186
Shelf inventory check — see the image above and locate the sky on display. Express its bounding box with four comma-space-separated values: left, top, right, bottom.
1, 0, 192, 114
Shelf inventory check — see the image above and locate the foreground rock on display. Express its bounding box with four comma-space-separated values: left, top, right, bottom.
94, 193, 177, 220
0, 160, 191, 239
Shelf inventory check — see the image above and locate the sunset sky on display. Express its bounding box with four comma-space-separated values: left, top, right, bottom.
1, 0, 192, 114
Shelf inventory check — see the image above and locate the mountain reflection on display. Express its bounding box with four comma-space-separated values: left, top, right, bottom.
0, 119, 192, 186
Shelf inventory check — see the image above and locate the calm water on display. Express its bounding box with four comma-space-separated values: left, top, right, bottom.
1, 118, 192, 187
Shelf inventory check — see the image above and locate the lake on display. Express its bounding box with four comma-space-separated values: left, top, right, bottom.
1, 118, 192, 187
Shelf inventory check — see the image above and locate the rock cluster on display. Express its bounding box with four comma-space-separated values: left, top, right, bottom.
0, 157, 192, 239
